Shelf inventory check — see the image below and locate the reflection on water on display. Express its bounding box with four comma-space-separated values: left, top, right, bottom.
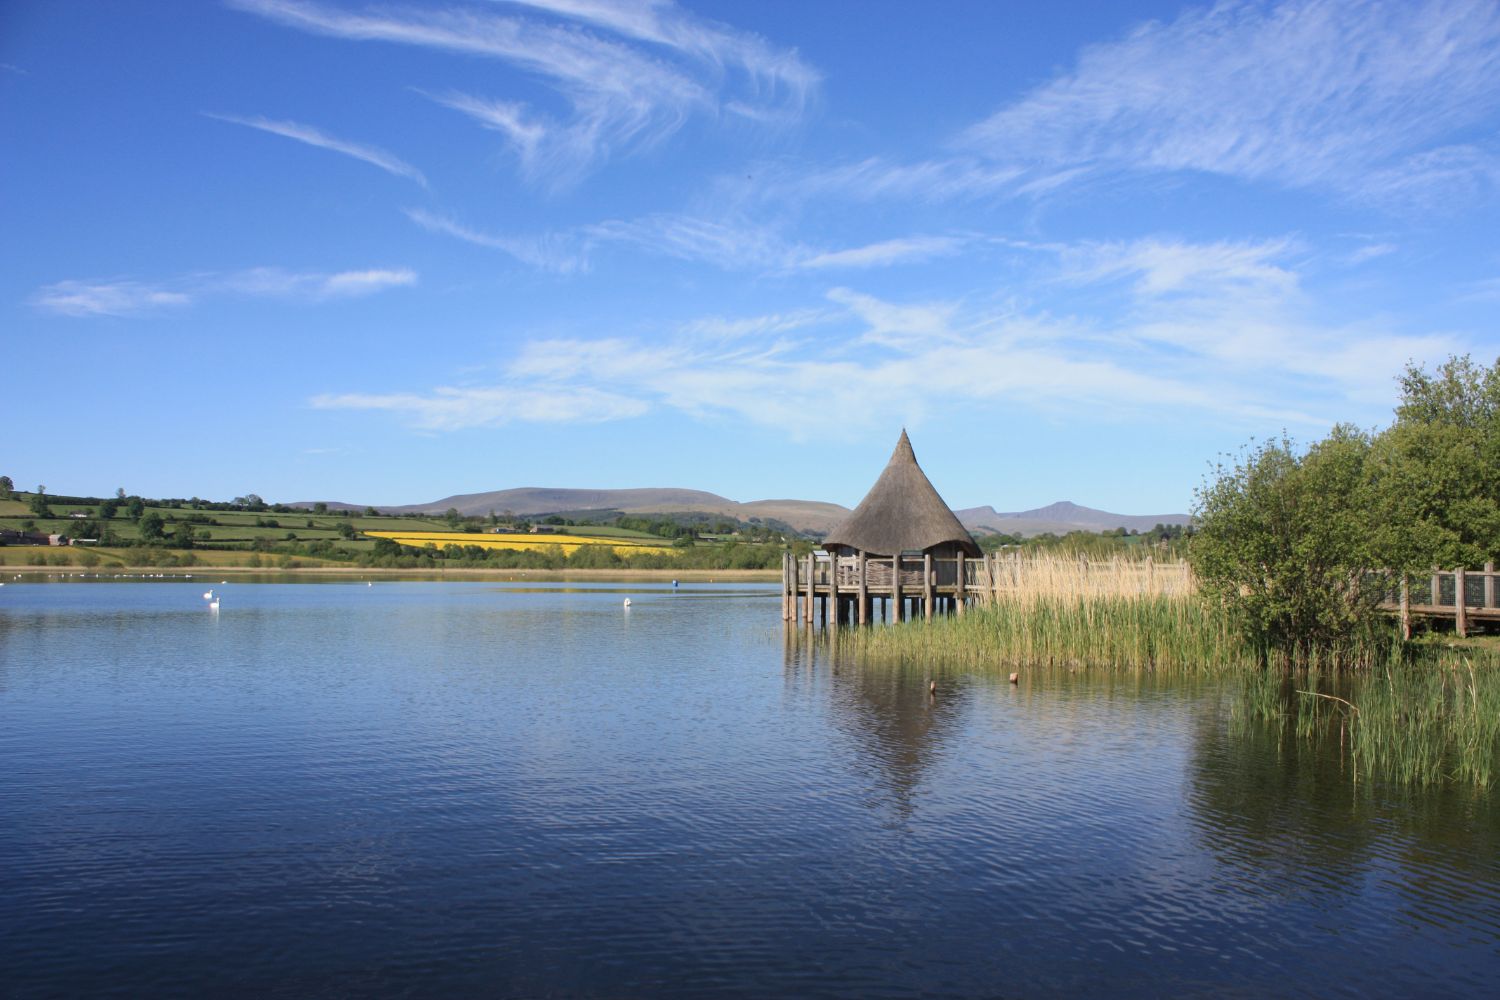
1, 581, 1497, 997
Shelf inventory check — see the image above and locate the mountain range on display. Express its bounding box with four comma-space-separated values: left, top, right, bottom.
300, 488, 1189, 538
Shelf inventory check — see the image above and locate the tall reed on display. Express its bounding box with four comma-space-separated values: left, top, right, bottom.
845, 593, 1251, 674
1236, 653, 1500, 788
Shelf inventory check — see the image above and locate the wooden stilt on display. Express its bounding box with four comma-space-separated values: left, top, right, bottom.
804, 552, 815, 626
1456, 566, 1468, 638
786, 551, 798, 620
828, 551, 840, 629
1486, 562, 1496, 610
857, 552, 868, 626
892, 554, 903, 623
955, 551, 966, 617
923, 552, 933, 622
1399, 575, 1411, 641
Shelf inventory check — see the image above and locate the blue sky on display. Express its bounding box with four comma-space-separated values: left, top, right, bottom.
4, 0, 1499, 513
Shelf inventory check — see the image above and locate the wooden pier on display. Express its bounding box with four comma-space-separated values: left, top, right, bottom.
784, 552, 1498, 636
1382, 564, 1500, 638
779, 550, 1186, 626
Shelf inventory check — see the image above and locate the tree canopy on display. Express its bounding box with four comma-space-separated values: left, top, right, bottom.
1191, 355, 1500, 661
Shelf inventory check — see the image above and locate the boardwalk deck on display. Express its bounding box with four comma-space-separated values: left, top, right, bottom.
785, 553, 1499, 635
1379, 563, 1499, 638
781, 550, 1188, 626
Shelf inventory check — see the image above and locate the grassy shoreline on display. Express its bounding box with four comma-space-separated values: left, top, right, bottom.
1, 560, 778, 582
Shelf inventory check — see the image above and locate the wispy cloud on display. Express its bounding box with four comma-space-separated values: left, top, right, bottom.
798, 237, 967, 271
32, 281, 192, 318
310, 236, 1458, 437
231, 0, 816, 185
204, 112, 427, 186
962, 0, 1500, 204
410, 203, 974, 275
311, 385, 648, 429
33, 267, 416, 317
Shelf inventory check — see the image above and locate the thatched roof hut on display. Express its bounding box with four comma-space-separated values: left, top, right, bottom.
823, 430, 980, 558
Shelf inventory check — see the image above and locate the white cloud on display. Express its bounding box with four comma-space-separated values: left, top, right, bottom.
33, 267, 415, 317
309, 235, 1464, 437
405, 208, 590, 272
962, 0, 1500, 203
31, 280, 192, 318
310, 385, 648, 429
799, 237, 966, 271
232, 0, 815, 185
410, 202, 977, 276
204, 113, 427, 186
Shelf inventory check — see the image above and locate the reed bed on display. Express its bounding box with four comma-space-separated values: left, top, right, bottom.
984, 551, 1197, 605
1236, 654, 1500, 788
845, 593, 1250, 674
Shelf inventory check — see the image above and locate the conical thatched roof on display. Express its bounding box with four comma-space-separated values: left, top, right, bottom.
823, 430, 980, 557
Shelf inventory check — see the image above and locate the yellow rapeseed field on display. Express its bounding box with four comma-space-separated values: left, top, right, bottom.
363, 530, 675, 556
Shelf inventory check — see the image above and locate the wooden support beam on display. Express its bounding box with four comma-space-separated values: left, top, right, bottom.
1432, 568, 1441, 608
786, 551, 798, 620
1399, 575, 1411, 641
1456, 566, 1468, 638
955, 551, 966, 617
892, 555, 903, 623
1486, 562, 1496, 610
804, 552, 815, 627
828, 551, 839, 629
857, 552, 868, 625
923, 552, 934, 622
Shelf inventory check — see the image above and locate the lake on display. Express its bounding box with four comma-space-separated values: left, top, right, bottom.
3, 579, 1498, 997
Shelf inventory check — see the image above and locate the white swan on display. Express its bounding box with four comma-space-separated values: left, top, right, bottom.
203, 589, 214, 600
209, 595, 220, 610
623, 597, 632, 607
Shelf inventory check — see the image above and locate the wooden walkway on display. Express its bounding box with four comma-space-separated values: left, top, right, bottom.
1381, 565, 1500, 638
780, 551, 1187, 626
784, 552, 1499, 636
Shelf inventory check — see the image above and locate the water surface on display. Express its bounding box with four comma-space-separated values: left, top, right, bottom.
2, 580, 1497, 997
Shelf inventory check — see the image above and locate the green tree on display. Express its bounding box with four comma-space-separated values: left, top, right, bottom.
338, 521, 357, 540
445, 507, 462, 528
127, 497, 145, 521
99, 498, 120, 519
0, 475, 12, 499
1190, 427, 1380, 662
1366, 355, 1500, 572
175, 523, 195, 549
138, 511, 165, 541
313, 502, 328, 514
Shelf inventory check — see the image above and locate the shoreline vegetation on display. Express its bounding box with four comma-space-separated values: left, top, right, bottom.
837, 552, 1500, 789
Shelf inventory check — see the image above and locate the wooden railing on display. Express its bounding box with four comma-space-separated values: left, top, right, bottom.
1379, 564, 1499, 638
781, 550, 1192, 625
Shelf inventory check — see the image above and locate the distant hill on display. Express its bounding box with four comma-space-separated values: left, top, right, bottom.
294, 490, 1187, 539
956, 501, 1192, 538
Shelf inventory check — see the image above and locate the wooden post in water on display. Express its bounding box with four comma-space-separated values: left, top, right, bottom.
1399, 575, 1411, 641
955, 551, 966, 617
1456, 566, 1468, 638
857, 552, 869, 625
804, 552, 815, 627
923, 553, 934, 622
828, 552, 840, 629
892, 555, 903, 623
1486, 562, 1496, 610
786, 551, 798, 620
